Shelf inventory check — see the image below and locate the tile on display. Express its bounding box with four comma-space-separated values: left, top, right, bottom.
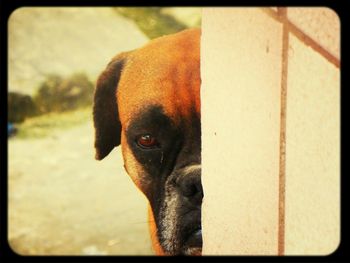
201, 7, 282, 255
287, 7, 340, 59
284, 33, 340, 255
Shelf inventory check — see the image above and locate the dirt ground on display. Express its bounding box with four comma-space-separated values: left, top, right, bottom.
8, 119, 154, 255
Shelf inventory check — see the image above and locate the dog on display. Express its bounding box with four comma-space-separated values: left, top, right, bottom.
93, 28, 202, 256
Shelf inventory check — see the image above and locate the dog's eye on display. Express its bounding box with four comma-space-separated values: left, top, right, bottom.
136, 134, 158, 149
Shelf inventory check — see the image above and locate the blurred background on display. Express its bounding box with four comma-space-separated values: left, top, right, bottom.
8, 7, 201, 255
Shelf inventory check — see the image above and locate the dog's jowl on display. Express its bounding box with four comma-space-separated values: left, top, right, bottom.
93, 29, 202, 256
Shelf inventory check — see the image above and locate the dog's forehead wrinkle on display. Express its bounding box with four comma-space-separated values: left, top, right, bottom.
125, 104, 171, 131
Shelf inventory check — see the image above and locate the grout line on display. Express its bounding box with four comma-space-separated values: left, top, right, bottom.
261, 7, 340, 69
277, 7, 286, 17
278, 7, 289, 256
285, 20, 340, 68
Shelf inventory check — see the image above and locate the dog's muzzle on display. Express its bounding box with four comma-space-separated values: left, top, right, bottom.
175, 164, 203, 254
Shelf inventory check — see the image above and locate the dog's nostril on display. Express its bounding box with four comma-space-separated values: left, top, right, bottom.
179, 176, 203, 203
181, 183, 198, 197
176, 165, 202, 204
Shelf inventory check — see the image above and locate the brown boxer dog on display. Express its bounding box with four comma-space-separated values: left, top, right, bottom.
93, 28, 202, 255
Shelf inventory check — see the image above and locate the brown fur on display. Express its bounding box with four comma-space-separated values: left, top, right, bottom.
117, 28, 201, 128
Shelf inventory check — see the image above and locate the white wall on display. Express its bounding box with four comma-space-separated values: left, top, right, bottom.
201, 7, 340, 255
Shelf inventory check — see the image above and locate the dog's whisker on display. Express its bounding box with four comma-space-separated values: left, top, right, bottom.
131, 220, 155, 225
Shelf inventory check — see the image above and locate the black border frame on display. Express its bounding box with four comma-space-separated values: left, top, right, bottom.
1, 1, 347, 262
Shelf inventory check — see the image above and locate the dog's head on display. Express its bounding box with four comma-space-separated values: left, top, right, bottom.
93, 29, 202, 255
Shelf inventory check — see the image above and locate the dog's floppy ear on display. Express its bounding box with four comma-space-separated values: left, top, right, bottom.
93, 52, 129, 160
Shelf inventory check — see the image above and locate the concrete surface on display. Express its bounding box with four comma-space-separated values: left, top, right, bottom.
8, 119, 153, 255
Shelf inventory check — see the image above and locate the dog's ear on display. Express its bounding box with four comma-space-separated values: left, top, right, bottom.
93, 52, 129, 160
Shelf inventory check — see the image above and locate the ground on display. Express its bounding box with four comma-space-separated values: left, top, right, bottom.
8, 116, 153, 255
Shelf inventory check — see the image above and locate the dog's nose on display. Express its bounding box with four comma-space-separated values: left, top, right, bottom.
177, 165, 203, 206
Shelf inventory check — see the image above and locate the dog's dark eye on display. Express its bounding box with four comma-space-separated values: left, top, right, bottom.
136, 134, 158, 149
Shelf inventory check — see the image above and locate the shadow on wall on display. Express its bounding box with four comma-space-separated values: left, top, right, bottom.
8, 73, 94, 124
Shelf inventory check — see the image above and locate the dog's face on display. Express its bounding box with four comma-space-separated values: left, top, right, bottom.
93, 29, 202, 255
